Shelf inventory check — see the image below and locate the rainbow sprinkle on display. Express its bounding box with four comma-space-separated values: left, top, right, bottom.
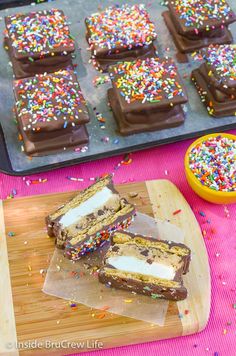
189, 135, 236, 192
110, 58, 185, 104
204, 45, 236, 83
6, 9, 74, 56
14, 69, 88, 132
86, 4, 157, 50
171, 0, 235, 29
93, 75, 110, 87
65, 215, 135, 260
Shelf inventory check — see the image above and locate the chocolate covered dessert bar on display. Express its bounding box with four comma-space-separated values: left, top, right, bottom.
14, 69, 90, 156
99, 231, 191, 301
163, 0, 236, 56
108, 57, 188, 135
191, 45, 236, 117
85, 4, 157, 72
46, 175, 135, 259
4, 9, 75, 78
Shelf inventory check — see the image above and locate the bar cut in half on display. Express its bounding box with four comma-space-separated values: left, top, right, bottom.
46, 175, 135, 260
99, 231, 191, 301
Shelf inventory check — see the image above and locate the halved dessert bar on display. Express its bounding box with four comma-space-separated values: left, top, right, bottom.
85, 4, 157, 72
108, 57, 188, 135
163, 0, 236, 55
13, 69, 90, 155
4, 9, 75, 78
46, 175, 135, 259
191, 45, 236, 117
99, 230, 191, 301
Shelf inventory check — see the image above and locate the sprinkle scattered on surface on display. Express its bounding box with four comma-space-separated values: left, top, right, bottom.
199, 211, 206, 217
124, 299, 133, 303
8, 231, 15, 237
173, 209, 182, 215
74, 146, 88, 153
67, 176, 84, 182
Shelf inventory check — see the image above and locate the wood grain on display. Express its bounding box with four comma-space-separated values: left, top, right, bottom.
146, 180, 211, 334
0, 201, 18, 356
1, 180, 211, 355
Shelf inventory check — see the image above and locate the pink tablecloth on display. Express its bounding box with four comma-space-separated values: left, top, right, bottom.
1, 132, 236, 356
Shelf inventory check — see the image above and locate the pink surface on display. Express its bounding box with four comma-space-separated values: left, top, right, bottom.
1, 132, 236, 356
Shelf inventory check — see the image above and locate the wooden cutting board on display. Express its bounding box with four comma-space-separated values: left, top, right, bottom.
0, 179, 211, 356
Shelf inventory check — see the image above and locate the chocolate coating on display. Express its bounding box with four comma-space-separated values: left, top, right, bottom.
108, 88, 185, 135
87, 40, 156, 72
5, 37, 74, 79
198, 63, 236, 101
64, 208, 135, 259
162, 11, 233, 56
46, 175, 116, 239
13, 70, 90, 136
19, 123, 89, 156
202, 49, 236, 94
45, 175, 135, 257
110, 230, 191, 274
98, 269, 188, 301
191, 67, 236, 117
4, 9, 75, 78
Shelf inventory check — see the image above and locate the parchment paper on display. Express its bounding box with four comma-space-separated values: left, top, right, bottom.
43, 213, 185, 325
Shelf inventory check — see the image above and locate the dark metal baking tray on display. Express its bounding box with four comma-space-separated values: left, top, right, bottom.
0, 0, 50, 11
0, 0, 235, 176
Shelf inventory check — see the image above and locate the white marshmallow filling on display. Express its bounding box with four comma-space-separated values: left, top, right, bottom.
59, 187, 114, 228
107, 255, 176, 280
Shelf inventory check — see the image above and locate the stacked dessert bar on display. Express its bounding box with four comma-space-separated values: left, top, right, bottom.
99, 230, 191, 301
14, 69, 89, 155
4, 8, 90, 155
45, 176, 192, 300
163, 0, 236, 55
192, 45, 236, 117
4, 9, 75, 79
85, 4, 157, 72
108, 57, 188, 135
46, 175, 136, 260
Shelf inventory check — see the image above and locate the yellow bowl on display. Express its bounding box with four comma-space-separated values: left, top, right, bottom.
184, 133, 236, 204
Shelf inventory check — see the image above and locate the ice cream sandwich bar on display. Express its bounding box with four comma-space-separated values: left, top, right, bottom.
191, 45, 236, 117
85, 4, 157, 72
46, 175, 135, 259
108, 57, 188, 135
162, 0, 236, 56
99, 230, 191, 301
4, 9, 75, 79
13, 69, 90, 156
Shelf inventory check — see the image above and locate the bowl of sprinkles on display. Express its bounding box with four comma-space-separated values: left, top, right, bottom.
185, 133, 236, 204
